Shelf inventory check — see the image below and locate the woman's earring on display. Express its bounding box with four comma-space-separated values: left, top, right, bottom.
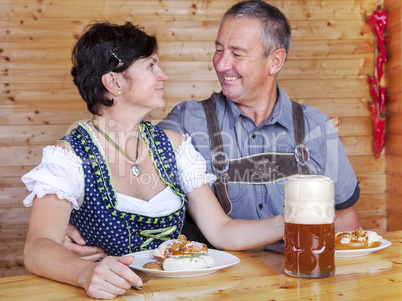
118, 91, 122, 95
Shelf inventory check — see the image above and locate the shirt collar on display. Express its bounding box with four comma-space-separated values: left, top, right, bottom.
217, 84, 294, 130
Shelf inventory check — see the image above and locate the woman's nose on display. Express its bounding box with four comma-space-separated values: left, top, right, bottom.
159, 69, 168, 81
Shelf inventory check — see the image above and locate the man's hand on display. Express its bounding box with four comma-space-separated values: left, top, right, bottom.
64, 224, 106, 261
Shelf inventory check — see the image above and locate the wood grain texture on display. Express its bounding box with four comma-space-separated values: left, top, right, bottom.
0, 0, 390, 277
0, 231, 401, 299
384, 0, 402, 231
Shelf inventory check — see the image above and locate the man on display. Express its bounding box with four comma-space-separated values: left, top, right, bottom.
65, 0, 362, 256
159, 0, 362, 241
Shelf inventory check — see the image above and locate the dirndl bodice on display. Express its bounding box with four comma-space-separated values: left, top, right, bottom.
61, 121, 188, 256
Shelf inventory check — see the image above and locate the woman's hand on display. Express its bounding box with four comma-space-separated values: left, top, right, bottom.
81, 255, 142, 299
64, 224, 107, 261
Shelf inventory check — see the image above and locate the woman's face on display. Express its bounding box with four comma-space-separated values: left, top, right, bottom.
122, 53, 168, 110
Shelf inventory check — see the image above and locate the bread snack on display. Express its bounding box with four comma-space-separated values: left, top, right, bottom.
145, 235, 214, 271
142, 260, 164, 270
152, 234, 208, 261
335, 229, 383, 250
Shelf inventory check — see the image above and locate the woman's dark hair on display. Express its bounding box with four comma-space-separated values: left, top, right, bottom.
71, 21, 158, 115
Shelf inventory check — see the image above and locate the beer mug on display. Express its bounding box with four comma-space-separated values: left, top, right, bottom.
284, 175, 335, 278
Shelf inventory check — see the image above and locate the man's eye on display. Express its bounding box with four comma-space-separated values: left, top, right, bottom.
149, 63, 155, 68
215, 49, 223, 54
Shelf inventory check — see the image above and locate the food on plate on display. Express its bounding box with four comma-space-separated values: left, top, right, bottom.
163, 253, 215, 271
335, 229, 383, 250
152, 234, 208, 261
147, 235, 214, 271
142, 260, 164, 270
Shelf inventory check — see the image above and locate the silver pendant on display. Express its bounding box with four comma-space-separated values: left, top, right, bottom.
131, 164, 142, 177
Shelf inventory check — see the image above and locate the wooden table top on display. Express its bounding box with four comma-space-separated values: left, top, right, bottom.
1, 231, 401, 300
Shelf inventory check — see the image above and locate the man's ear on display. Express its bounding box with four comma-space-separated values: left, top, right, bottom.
268, 48, 287, 76
101, 72, 122, 96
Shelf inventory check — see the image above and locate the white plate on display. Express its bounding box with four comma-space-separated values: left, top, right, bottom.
128, 249, 240, 277
335, 239, 391, 258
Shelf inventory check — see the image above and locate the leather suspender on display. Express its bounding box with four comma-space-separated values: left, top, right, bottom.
292, 101, 311, 175
201, 97, 311, 215
201, 98, 232, 214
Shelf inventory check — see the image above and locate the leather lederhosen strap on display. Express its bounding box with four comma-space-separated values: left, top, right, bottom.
201, 97, 311, 215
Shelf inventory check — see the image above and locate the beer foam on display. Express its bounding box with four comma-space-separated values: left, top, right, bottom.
284, 175, 334, 224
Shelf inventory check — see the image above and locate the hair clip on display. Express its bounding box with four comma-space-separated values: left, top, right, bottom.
109, 50, 121, 62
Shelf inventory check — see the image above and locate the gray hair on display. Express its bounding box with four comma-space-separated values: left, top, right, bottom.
222, 0, 291, 58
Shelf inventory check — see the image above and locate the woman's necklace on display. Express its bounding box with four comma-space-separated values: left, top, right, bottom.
91, 117, 142, 177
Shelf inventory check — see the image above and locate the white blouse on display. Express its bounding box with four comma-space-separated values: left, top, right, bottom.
22, 127, 216, 217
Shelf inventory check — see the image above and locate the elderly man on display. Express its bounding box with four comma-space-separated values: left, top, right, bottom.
158, 0, 362, 243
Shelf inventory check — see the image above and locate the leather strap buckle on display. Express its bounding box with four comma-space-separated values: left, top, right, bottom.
294, 144, 309, 166
212, 151, 229, 174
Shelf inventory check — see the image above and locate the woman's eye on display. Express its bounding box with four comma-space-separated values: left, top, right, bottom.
149, 63, 155, 69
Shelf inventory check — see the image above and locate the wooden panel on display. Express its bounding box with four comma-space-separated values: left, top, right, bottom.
1, 79, 371, 105
0, 0, 376, 21
0, 19, 374, 42
339, 136, 374, 155
357, 174, 386, 194
353, 193, 386, 212
348, 155, 385, 175
1, 58, 374, 82
1, 0, 386, 276
384, 0, 402, 232
0, 124, 68, 146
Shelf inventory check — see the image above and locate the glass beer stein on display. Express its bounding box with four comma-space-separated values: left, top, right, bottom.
284, 175, 335, 278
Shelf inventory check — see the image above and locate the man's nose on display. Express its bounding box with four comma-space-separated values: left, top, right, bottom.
214, 53, 232, 72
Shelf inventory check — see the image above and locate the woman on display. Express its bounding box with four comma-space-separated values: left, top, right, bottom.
22, 21, 284, 299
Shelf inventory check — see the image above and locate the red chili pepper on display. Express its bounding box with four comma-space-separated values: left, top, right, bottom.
377, 37, 387, 62
367, 75, 379, 103
368, 102, 378, 122
379, 86, 386, 114
367, 15, 382, 37
373, 9, 387, 35
377, 56, 384, 81
373, 115, 386, 158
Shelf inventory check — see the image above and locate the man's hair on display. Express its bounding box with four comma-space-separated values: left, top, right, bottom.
222, 0, 291, 58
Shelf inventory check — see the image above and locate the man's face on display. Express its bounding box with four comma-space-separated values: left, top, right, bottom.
213, 16, 272, 106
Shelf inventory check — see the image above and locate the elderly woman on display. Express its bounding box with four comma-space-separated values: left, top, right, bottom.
22, 21, 283, 299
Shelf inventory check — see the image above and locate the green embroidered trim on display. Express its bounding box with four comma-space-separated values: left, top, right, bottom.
125, 220, 132, 254
80, 122, 118, 209
140, 226, 177, 250
75, 124, 115, 210
140, 123, 187, 204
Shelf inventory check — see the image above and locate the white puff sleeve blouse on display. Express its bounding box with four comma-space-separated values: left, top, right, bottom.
22, 135, 216, 214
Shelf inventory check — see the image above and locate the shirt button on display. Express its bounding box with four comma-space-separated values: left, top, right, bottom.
258, 204, 263, 210
251, 133, 256, 139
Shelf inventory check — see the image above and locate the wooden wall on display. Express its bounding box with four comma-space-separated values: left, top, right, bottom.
384, 0, 402, 231
0, 0, 386, 277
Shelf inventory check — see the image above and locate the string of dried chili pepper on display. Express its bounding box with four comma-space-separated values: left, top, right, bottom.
373, 115, 386, 158
368, 102, 378, 122
373, 8, 387, 35
367, 15, 382, 37
379, 87, 386, 114
367, 75, 379, 103
377, 56, 384, 81
377, 37, 387, 62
